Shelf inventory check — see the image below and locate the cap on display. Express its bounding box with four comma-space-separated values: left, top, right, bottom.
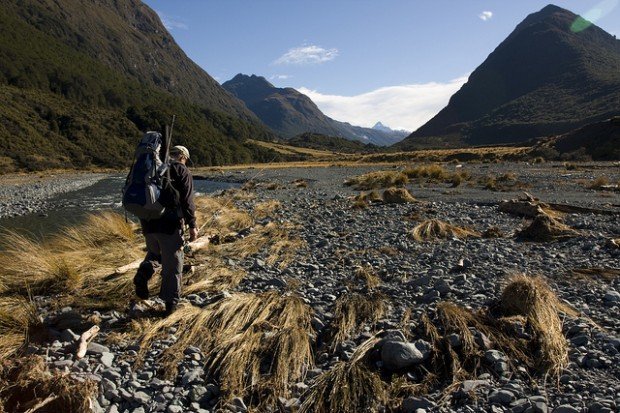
171, 145, 190, 160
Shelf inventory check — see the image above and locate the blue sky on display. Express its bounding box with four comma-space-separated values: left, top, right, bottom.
143, 0, 620, 131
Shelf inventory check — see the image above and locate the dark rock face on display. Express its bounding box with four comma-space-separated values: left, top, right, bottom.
398, 4, 620, 149
223, 74, 408, 146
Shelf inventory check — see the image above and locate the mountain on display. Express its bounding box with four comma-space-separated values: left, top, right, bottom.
398, 4, 620, 149
0, 0, 278, 172
373, 122, 408, 135
222, 74, 408, 146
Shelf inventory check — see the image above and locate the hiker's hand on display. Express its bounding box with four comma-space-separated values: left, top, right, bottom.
189, 227, 198, 242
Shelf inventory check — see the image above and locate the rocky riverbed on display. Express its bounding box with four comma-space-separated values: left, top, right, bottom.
0, 172, 108, 218
11, 162, 620, 413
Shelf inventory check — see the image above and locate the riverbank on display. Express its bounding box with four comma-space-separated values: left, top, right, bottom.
2, 161, 619, 412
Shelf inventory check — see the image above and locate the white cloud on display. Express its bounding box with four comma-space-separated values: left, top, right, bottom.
479, 11, 493, 21
273, 45, 339, 65
156, 10, 188, 30
297, 76, 468, 131
270, 74, 293, 80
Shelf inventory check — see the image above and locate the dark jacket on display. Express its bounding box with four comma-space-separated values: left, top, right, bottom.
141, 161, 197, 234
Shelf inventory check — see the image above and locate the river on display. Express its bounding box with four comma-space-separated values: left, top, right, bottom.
0, 174, 238, 239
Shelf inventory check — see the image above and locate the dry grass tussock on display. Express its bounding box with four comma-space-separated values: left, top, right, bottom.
195, 196, 254, 235
183, 256, 246, 295
418, 275, 570, 384
0, 212, 140, 296
345, 170, 408, 190
517, 214, 580, 242
299, 337, 388, 413
210, 221, 305, 269
382, 187, 417, 204
252, 200, 282, 220
0, 356, 96, 413
351, 190, 381, 209
0, 297, 40, 359
501, 275, 569, 377
587, 176, 609, 189
354, 265, 381, 290
403, 164, 471, 187
330, 292, 387, 347
409, 219, 480, 241
138, 292, 314, 407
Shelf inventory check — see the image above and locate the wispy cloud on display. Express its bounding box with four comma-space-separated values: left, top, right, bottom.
297, 76, 468, 131
273, 45, 339, 65
270, 74, 293, 80
156, 10, 188, 30
479, 11, 493, 21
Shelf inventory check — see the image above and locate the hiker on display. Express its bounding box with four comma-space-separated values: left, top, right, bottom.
133, 145, 198, 316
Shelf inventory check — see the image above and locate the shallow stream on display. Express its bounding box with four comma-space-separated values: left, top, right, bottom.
0, 174, 237, 240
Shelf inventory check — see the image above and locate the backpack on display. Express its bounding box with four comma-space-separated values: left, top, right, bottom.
122, 131, 171, 220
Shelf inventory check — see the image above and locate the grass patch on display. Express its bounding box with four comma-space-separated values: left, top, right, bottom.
330, 292, 387, 347
0, 356, 96, 413
382, 187, 417, 204
299, 337, 387, 413
517, 214, 579, 242
0, 297, 40, 359
138, 292, 314, 407
500, 275, 569, 377
409, 219, 480, 241
345, 171, 409, 190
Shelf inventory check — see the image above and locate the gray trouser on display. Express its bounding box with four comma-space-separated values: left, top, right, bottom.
135, 230, 184, 304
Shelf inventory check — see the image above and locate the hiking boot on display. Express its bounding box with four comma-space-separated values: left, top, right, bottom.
164, 301, 177, 317
133, 277, 149, 300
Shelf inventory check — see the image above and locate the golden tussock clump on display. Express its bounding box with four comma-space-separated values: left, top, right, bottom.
354, 265, 381, 290
409, 219, 480, 241
0, 356, 96, 413
330, 292, 387, 347
382, 187, 417, 204
0, 297, 40, 360
345, 170, 408, 190
138, 292, 314, 406
500, 275, 569, 377
0, 211, 140, 296
299, 337, 387, 413
252, 200, 282, 220
403, 164, 448, 180
517, 214, 579, 242
418, 275, 570, 382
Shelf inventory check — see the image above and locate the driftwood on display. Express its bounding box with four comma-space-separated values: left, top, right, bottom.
114, 235, 211, 274
76, 325, 100, 359
499, 192, 620, 218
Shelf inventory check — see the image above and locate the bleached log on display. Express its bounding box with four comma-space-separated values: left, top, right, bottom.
498, 200, 548, 218
76, 325, 100, 359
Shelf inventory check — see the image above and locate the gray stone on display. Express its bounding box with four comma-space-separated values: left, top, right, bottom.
603, 290, 620, 303
133, 391, 151, 405
489, 389, 515, 405
100, 352, 114, 368
551, 406, 580, 413
381, 340, 425, 371
181, 368, 204, 385
87, 342, 111, 355
190, 386, 208, 402
167, 406, 183, 413
402, 396, 434, 412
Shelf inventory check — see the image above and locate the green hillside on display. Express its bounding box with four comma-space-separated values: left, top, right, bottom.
0, 0, 279, 172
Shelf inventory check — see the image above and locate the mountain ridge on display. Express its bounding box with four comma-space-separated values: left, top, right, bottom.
397, 3, 620, 149
223, 74, 408, 146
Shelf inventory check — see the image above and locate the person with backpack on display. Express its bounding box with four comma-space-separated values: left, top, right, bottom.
129, 143, 198, 316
